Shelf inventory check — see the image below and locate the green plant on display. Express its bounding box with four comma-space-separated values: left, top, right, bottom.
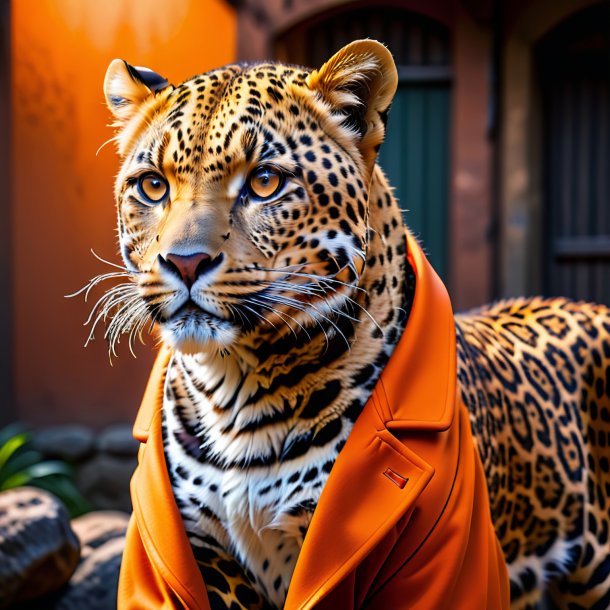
0, 423, 91, 517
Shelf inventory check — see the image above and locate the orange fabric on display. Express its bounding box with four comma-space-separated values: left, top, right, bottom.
118, 234, 510, 610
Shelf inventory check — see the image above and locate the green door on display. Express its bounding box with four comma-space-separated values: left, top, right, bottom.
275, 5, 452, 280
378, 83, 450, 280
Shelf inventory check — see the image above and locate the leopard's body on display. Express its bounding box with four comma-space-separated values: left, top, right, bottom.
458, 298, 610, 609
100, 41, 610, 609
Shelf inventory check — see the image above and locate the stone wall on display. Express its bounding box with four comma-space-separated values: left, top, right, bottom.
33, 424, 139, 513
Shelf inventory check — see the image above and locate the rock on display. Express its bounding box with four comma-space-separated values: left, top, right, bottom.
33, 426, 95, 462
97, 424, 139, 457
75, 454, 136, 513
51, 511, 129, 610
71, 510, 129, 551
0, 487, 80, 609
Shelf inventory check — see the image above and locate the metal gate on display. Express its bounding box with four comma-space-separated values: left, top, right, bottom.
275, 6, 451, 279
537, 3, 610, 304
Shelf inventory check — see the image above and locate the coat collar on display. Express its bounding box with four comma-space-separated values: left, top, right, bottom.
284, 231, 457, 609
378, 231, 456, 432
132, 344, 170, 444
130, 230, 457, 610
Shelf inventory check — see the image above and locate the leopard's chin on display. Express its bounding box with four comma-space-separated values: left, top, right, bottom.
160, 307, 238, 354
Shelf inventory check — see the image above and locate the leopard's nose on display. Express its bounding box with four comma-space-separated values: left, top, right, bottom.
159, 252, 213, 288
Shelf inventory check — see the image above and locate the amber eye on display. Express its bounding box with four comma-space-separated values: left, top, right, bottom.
247, 165, 284, 200
137, 173, 169, 204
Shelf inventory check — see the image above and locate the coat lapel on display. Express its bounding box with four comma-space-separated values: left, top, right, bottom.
129, 346, 212, 609
284, 394, 435, 610
285, 232, 457, 610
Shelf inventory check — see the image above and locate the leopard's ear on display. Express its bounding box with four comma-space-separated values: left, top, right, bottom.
104, 59, 170, 121
307, 40, 398, 178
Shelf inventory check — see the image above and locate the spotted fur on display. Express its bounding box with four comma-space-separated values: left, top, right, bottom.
98, 41, 610, 609
458, 298, 610, 609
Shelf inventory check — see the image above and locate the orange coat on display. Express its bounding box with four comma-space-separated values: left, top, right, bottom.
118, 234, 510, 609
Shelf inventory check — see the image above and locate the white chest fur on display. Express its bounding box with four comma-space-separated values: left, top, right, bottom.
162, 356, 350, 607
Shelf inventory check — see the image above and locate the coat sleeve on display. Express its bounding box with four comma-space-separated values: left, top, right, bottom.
364, 408, 510, 610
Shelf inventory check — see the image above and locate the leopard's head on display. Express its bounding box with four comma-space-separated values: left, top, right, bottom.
101, 40, 397, 355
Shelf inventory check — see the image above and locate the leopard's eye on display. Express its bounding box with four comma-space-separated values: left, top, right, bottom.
247, 166, 284, 200
137, 173, 168, 204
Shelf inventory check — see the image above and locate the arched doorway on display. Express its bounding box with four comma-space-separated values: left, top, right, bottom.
536, 2, 610, 304
275, 5, 452, 279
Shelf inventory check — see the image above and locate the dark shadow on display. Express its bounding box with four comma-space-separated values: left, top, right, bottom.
0, 0, 13, 424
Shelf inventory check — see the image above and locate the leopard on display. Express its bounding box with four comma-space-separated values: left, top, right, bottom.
95, 40, 610, 609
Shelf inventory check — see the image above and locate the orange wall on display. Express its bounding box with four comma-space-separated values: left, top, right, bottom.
12, 0, 236, 427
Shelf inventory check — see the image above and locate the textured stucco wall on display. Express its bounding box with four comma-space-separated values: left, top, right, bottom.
11, 0, 236, 426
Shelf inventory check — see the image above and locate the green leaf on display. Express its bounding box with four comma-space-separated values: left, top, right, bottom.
0, 460, 73, 490
33, 476, 91, 518
0, 472, 30, 489
27, 461, 74, 478
0, 449, 44, 486
0, 424, 91, 518
0, 433, 30, 472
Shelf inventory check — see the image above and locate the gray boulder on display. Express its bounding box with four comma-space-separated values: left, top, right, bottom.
0, 487, 80, 608
97, 424, 139, 458
76, 454, 136, 513
52, 511, 129, 610
33, 426, 95, 463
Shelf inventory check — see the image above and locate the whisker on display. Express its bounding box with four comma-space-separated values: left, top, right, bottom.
84, 286, 143, 353
240, 302, 277, 330
83, 284, 136, 326
65, 271, 132, 300
243, 298, 303, 340
333, 291, 383, 334
95, 134, 119, 157
106, 299, 148, 358
255, 266, 367, 295
90, 248, 133, 272
225, 302, 251, 329
257, 293, 348, 350
120, 302, 150, 358
255, 293, 335, 346
268, 273, 379, 332
280, 272, 382, 334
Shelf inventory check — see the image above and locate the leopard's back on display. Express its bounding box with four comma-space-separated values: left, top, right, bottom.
457, 297, 610, 609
